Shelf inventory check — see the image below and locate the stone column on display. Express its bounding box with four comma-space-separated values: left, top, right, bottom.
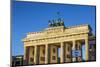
65, 43, 72, 62
24, 46, 26, 60
45, 44, 49, 64
29, 47, 34, 64
50, 45, 58, 63
25, 46, 30, 64
34, 45, 38, 64
77, 41, 82, 62
72, 40, 76, 62
60, 42, 64, 63
85, 37, 89, 61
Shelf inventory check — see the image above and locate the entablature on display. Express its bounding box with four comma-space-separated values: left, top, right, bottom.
22, 24, 90, 42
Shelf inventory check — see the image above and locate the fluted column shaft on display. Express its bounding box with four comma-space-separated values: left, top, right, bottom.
60, 42, 64, 63
72, 40, 76, 62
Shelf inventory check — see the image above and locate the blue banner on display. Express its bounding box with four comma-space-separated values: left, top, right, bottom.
72, 50, 81, 57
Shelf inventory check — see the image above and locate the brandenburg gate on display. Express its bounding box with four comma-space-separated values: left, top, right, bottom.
22, 19, 94, 65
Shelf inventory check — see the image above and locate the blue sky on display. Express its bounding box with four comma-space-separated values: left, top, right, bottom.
12, 1, 96, 60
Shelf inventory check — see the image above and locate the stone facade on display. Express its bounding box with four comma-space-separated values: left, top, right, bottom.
22, 24, 95, 65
